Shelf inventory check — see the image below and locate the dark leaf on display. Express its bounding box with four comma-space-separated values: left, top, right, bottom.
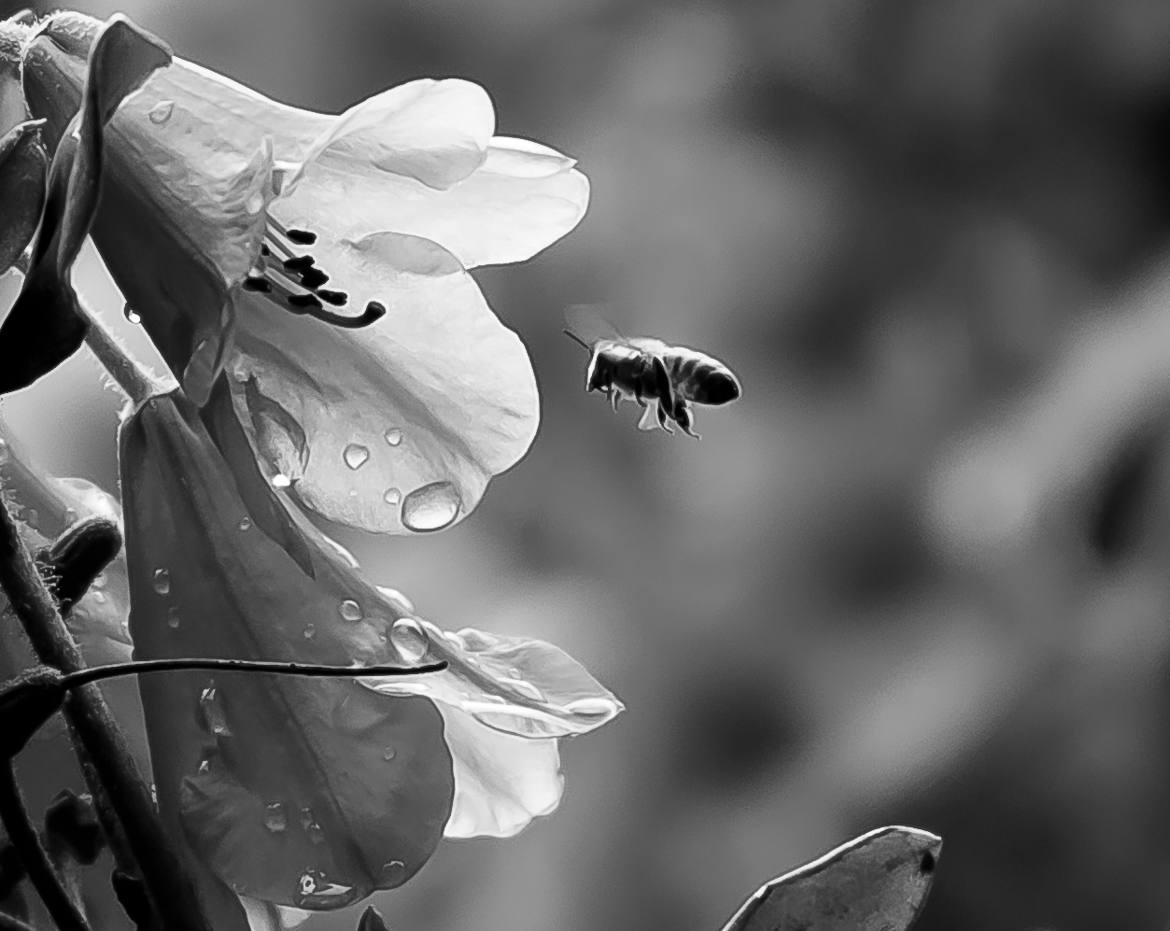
0, 121, 47, 275
0, 667, 66, 759
43, 790, 102, 865
111, 869, 152, 931
357, 905, 390, 931
719, 826, 941, 931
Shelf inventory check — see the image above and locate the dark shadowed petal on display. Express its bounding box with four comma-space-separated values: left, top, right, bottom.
0, 120, 47, 275
0, 16, 170, 394
120, 392, 454, 909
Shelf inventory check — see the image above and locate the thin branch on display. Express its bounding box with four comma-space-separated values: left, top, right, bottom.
0, 913, 35, 931
0, 491, 217, 931
0, 762, 88, 931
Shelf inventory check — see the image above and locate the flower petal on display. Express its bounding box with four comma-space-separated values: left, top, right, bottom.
438, 706, 563, 838
228, 231, 538, 534
282, 134, 590, 269
363, 618, 623, 739
287, 79, 494, 193
120, 392, 454, 908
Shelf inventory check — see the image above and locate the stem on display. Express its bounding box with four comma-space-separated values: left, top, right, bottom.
0, 493, 217, 931
74, 297, 169, 405
62, 656, 447, 690
0, 762, 88, 931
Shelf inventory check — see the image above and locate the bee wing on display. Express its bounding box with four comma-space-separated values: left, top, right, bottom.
563, 304, 624, 350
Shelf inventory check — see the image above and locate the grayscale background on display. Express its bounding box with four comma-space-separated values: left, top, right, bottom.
5, 1, 1170, 929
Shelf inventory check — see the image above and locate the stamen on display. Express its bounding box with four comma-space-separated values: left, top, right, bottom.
287, 293, 322, 310
299, 267, 329, 289
317, 289, 348, 306
366, 301, 386, 317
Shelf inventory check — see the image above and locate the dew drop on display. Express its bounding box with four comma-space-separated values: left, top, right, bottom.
379, 860, 406, 883
401, 482, 461, 532
238, 516, 252, 532
147, 100, 174, 124
338, 599, 362, 622
91, 591, 107, 606
166, 607, 181, 630
343, 443, 370, 470
390, 617, 428, 663
297, 871, 321, 897
123, 303, 142, 324
152, 568, 171, 595
382, 746, 396, 762
384, 428, 403, 446
63, 507, 78, 525
303, 624, 316, 640
263, 802, 287, 833
564, 697, 619, 719
199, 685, 231, 737
271, 473, 292, 489
92, 572, 107, 590
299, 806, 324, 844
197, 758, 210, 775
245, 191, 263, 214
383, 487, 401, 506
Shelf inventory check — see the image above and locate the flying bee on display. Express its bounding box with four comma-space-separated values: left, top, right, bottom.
563, 305, 741, 438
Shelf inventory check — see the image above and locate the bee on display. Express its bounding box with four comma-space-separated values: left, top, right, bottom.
563, 305, 741, 438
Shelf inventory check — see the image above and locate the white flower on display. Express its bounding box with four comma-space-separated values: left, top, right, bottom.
21, 12, 589, 534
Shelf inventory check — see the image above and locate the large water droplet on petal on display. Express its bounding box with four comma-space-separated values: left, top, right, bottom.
379, 860, 406, 884
123, 303, 141, 324
238, 516, 252, 532
299, 806, 325, 844
384, 428, 403, 447
390, 617, 428, 663
343, 443, 370, 470
152, 568, 171, 595
338, 599, 362, 622
401, 482, 461, 532
383, 487, 401, 506
382, 746, 397, 762
147, 100, 173, 124
303, 624, 316, 640
199, 685, 231, 737
297, 871, 322, 897
263, 802, 287, 833
271, 473, 292, 489
166, 607, 181, 630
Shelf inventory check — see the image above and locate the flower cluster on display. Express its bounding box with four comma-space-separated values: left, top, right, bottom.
2, 9, 619, 925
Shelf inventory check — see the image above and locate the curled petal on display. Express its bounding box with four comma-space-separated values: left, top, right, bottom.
287, 79, 494, 193
439, 706, 563, 838
283, 134, 590, 269
228, 231, 538, 534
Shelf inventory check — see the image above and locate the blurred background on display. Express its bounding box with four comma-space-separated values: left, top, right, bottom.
6, 0, 1170, 928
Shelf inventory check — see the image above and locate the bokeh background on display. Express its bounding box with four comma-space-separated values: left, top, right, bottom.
6, 0, 1170, 928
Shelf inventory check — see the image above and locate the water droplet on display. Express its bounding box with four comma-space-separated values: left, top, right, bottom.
506, 678, 544, 702
123, 303, 141, 324
197, 758, 210, 775
152, 568, 171, 595
383, 487, 401, 506
299, 806, 324, 843
390, 617, 428, 663
338, 599, 362, 622
238, 516, 252, 532
297, 871, 321, 897
401, 482, 461, 532
199, 685, 232, 737
263, 802, 287, 833
92, 573, 107, 590
384, 428, 403, 446
245, 191, 263, 214
91, 591, 108, 605
379, 860, 406, 883
376, 585, 415, 614
296, 870, 352, 905
147, 100, 173, 124
271, 473, 292, 489
343, 443, 370, 470
63, 507, 78, 525
303, 624, 316, 640
564, 697, 618, 719
382, 746, 396, 762
166, 607, 181, 630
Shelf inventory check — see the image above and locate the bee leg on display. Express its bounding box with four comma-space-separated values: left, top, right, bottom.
636, 402, 659, 432
656, 400, 675, 434
675, 400, 701, 439
652, 356, 675, 412
610, 389, 621, 412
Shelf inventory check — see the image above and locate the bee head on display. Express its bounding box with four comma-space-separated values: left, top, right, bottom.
697, 369, 741, 405
585, 351, 611, 393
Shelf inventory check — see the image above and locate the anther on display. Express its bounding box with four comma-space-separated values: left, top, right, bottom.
260, 244, 271, 257
243, 276, 271, 292
299, 267, 329, 289
282, 255, 316, 273
318, 289, 348, 306
366, 301, 386, 318
287, 293, 323, 310
287, 229, 317, 245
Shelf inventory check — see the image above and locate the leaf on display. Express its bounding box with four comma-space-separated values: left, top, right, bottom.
356, 906, 389, 931
120, 391, 454, 908
718, 826, 942, 931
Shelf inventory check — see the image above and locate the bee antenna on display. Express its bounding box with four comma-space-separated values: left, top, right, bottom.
563, 329, 592, 351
